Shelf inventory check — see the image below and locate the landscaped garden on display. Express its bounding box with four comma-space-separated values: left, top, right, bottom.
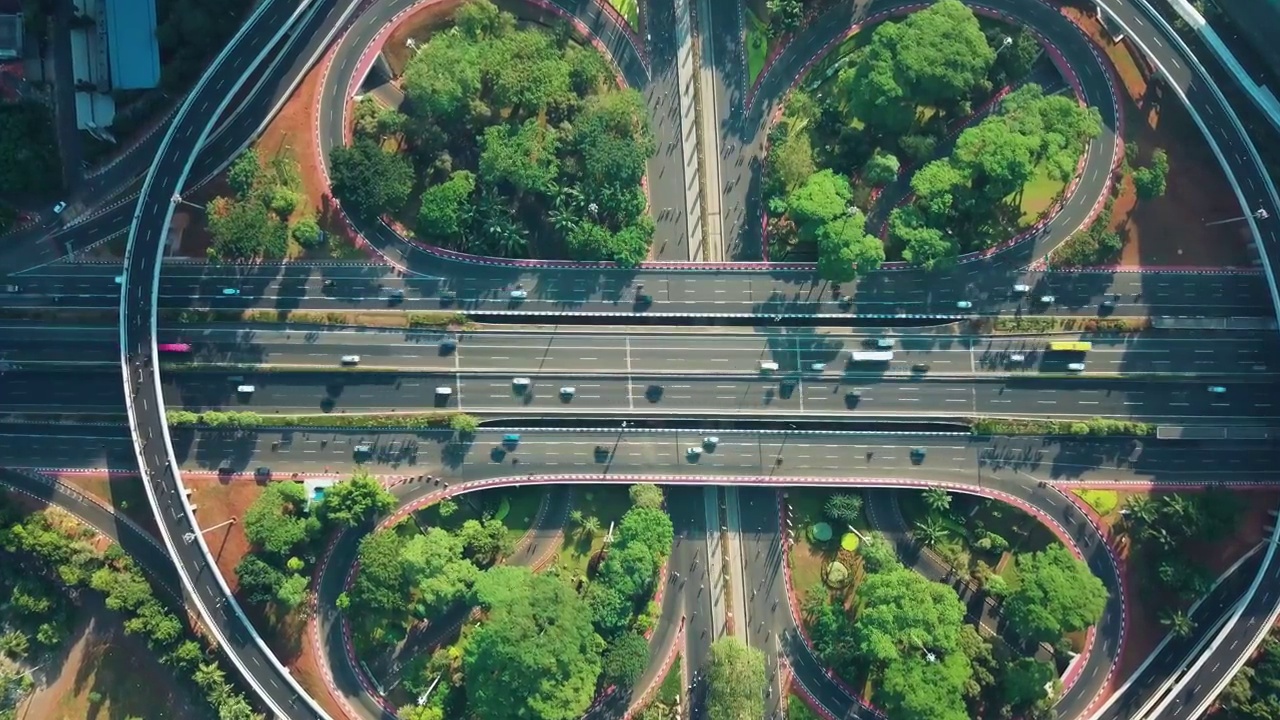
327, 0, 657, 266
763, 0, 1097, 276
791, 486, 1108, 719
344, 483, 675, 720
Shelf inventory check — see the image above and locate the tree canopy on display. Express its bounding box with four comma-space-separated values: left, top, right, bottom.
464, 567, 604, 720
706, 637, 767, 720
319, 471, 396, 527
242, 481, 319, 557
1003, 544, 1108, 645
333, 0, 654, 264
852, 565, 967, 665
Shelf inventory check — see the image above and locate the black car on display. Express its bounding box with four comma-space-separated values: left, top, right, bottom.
634, 293, 653, 309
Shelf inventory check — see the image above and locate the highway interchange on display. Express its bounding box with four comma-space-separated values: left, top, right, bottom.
0, 0, 1277, 717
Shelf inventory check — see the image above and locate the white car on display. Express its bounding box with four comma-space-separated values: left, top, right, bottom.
956, 300, 973, 309
236, 384, 256, 393
687, 447, 703, 458
510, 289, 528, 299
1066, 362, 1085, 371
513, 377, 531, 389
560, 386, 576, 397
703, 436, 719, 447
1039, 295, 1056, 304
874, 338, 895, 349
809, 362, 826, 372
435, 386, 453, 395
1208, 385, 1227, 393
1012, 284, 1030, 293
52, 201, 67, 214
1008, 353, 1026, 364
340, 355, 361, 365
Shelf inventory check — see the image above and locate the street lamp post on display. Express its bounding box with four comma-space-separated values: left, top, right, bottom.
183, 516, 236, 543
1204, 206, 1270, 226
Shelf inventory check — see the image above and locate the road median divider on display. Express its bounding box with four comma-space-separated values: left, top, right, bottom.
970, 416, 1156, 436
164, 409, 481, 433
160, 308, 472, 329
975, 316, 1151, 334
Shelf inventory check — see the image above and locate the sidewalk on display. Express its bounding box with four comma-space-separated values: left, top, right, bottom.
672, 0, 704, 262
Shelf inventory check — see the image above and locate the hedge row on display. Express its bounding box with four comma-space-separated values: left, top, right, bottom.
987, 317, 1150, 334
972, 417, 1155, 437
160, 308, 470, 329
166, 409, 480, 433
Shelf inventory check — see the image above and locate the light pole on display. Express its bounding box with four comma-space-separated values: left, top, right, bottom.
1204, 206, 1270, 226
996, 35, 1012, 54
183, 516, 236, 543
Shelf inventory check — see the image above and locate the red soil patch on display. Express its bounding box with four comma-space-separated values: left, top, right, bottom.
1107, 488, 1280, 687
1061, 4, 1254, 267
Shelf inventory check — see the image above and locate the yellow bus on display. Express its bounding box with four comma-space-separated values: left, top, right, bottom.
1048, 341, 1093, 352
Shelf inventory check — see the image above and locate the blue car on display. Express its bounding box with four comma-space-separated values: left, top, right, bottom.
503, 434, 521, 446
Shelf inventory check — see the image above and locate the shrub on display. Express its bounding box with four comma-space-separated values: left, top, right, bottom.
809, 522, 833, 543
840, 533, 859, 552
1073, 488, 1119, 517
824, 561, 850, 588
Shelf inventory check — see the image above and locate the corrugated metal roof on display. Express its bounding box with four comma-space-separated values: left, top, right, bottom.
102, 0, 159, 89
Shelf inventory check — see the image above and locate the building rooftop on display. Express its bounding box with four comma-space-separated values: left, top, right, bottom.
102, 0, 159, 90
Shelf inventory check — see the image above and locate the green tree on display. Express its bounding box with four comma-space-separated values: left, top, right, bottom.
572, 89, 654, 188
1000, 657, 1057, 711
1160, 609, 1196, 639
852, 566, 965, 665
1133, 148, 1169, 200
858, 538, 900, 573
922, 488, 951, 513
889, 206, 957, 269
418, 170, 476, 242
479, 119, 560, 195
205, 196, 289, 262
320, 471, 396, 528
276, 574, 310, 608
483, 27, 575, 118
464, 568, 603, 720
862, 150, 901, 185
455, 0, 514, 39
914, 517, 948, 548
765, 123, 816, 197
402, 30, 483, 125
598, 541, 657, 600
291, 214, 324, 248
234, 554, 285, 605
824, 494, 863, 525
329, 139, 415, 219
228, 149, 261, 198
951, 116, 1036, 200
815, 211, 884, 282
601, 632, 650, 688
458, 518, 509, 565
585, 581, 632, 639
243, 481, 318, 557
628, 484, 664, 510
615, 507, 675, 569
766, 0, 803, 35
877, 653, 971, 720
706, 637, 767, 720
401, 528, 482, 617
1004, 545, 1108, 646
349, 530, 411, 631
450, 413, 480, 435
786, 169, 852, 237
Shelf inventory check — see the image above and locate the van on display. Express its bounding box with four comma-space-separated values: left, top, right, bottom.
236, 385, 256, 393
759, 361, 779, 372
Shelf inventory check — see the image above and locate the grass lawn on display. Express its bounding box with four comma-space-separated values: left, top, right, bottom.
1013, 163, 1068, 226
499, 485, 546, 545
786, 488, 871, 595
555, 485, 632, 580
786, 688, 823, 720
657, 654, 682, 705
608, 0, 639, 30
747, 10, 770, 86
1073, 488, 1120, 518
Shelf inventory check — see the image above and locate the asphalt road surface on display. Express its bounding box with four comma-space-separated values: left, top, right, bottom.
7, 262, 1277, 319
5, 424, 1277, 487
5, 325, 1279, 378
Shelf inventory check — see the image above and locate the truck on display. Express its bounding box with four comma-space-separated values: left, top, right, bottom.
849, 351, 894, 362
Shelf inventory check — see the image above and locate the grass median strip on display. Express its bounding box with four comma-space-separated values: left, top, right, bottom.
165, 409, 481, 433
160, 308, 471, 329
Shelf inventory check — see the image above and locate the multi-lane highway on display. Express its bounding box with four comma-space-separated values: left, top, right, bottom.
4, 324, 1280, 377
4, 423, 1277, 487
7, 260, 1277, 319
4, 368, 1276, 422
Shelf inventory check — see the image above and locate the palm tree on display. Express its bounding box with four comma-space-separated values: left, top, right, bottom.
914, 517, 948, 548
1161, 609, 1196, 639
580, 515, 602, 538
922, 488, 951, 513
569, 509, 584, 526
